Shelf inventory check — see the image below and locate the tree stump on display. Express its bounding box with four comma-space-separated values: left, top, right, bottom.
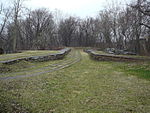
0, 48, 4, 54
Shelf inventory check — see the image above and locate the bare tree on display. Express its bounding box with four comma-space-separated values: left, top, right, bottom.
0, 4, 11, 50
97, 10, 113, 48
12, 0, 24, 52
58, 16, 78, 46
0, 0, 149, 55
20, 8, 55, 49
131, 0, 150, 29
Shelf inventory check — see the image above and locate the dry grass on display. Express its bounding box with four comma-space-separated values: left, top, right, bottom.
0, 49, 150, 113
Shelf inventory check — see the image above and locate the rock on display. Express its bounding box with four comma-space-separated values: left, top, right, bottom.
123, 52, 136, 55
114, 49, 124, 55
104, 48, 115, 54
104, 48, 136, 55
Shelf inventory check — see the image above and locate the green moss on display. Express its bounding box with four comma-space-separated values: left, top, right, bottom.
129, 68, 150, 79
117, 62, 150, 80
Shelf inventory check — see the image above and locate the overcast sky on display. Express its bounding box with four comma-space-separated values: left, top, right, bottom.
1, 0, 132, 18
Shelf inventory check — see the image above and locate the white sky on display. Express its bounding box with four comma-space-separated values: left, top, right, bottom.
1, 0, 132, 18
25, 0, 107, 17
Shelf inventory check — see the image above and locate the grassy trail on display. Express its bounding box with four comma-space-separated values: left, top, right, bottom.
0, 49, 150, 113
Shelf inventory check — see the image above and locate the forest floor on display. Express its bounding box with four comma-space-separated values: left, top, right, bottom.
0, 48, 150, 113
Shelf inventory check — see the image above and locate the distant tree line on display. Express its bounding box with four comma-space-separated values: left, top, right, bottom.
0, 0, 149, 55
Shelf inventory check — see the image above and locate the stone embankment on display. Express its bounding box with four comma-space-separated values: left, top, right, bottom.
0, 48, 71, 65
84, 49, 150, 62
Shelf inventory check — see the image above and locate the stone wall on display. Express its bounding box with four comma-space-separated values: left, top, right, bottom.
84, 49, 150, 62
26, 48, 71, 62
0, 48, 71, 65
